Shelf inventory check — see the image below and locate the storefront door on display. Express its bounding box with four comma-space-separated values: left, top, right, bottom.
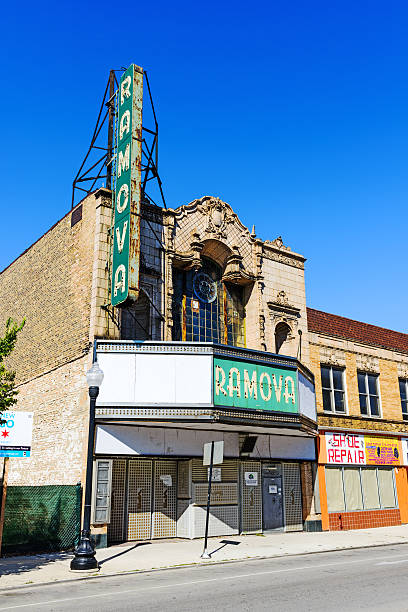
262, 470, 284, 531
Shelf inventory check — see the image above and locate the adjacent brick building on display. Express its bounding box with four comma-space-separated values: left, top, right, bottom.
308, 308, 408, 530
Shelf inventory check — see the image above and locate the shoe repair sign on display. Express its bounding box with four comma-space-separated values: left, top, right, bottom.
0, 412, 33, 458
322, 432, 402, 466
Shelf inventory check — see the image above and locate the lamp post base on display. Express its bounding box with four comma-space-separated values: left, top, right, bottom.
70, 530, 98, 571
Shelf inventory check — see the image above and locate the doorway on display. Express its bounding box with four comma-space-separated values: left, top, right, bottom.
262, 464, 284, 531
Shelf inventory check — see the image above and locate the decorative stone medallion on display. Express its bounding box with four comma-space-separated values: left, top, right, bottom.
204, 198, 233, 238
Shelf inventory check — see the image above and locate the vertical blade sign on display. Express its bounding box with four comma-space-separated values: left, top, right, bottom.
111, 64, 143, 307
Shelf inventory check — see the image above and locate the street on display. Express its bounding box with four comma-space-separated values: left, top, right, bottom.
1, 544, 408, 611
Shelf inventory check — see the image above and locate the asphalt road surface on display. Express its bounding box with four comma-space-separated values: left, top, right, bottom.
1, 544, 408, 611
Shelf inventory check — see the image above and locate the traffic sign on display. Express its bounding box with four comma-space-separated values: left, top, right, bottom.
203, 440, 224, 466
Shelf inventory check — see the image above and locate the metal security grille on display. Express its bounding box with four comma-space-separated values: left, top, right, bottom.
241, 461, 262, 533
177, 461, 191, 498
283, 463, 303, 532
108, 459, 126, 543
192, 459, 238, 482
193, 483, 238, 506
127, 460, 153, 540
152, 461, 177, 538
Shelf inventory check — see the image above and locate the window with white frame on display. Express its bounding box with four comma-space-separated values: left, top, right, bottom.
320, 365, 346, 413
92, 459, 112, 524
358, 372, 380, 417
399, 379, 408, 419
325, 466, 396, 512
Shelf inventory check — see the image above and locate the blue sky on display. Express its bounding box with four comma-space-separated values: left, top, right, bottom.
2, 1, 408, 331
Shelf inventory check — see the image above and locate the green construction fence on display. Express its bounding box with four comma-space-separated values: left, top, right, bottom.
1, 484, 82, 555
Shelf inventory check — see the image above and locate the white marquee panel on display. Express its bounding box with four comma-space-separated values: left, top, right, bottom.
96, 352, 212, 406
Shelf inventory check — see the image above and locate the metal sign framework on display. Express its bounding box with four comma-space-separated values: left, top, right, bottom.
71, 69, 166, 211
71, 66, 167, 337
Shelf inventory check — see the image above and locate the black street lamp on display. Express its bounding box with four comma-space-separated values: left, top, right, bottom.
71, 361, 104, 571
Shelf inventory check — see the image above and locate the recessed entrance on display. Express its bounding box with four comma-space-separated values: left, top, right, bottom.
262, 464, 284, 531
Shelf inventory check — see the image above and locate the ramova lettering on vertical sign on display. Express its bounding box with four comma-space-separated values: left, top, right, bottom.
213, 357, 298, 413
111, 64, 143, 307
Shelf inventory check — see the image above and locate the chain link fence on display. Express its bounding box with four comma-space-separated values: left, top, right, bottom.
2, 484, 82, 555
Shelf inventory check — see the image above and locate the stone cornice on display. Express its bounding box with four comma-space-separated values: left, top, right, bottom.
317, 412, 408, 434
262, 242, 305, 269
309, 337, 408, 362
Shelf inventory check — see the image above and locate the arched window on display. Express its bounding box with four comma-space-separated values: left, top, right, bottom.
275, 322, 292, 355
172, 257, 245, 347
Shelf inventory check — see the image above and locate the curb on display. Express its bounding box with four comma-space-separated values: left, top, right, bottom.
1, 539, 407, 594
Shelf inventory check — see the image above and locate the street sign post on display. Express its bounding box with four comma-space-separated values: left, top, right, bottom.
201, 441, 224, 559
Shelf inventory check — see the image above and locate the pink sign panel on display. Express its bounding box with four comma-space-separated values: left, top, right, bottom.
325, 432, 366, 465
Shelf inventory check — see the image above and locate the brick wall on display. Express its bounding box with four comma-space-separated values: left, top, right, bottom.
328, 509, 401, 530
91, 191, 116, 339
345, 352, 360, 417
0, 190, 112, 485
318, 413, 408, 434
379, 359, 402, 421
0, 191, 111, 383
309, 333, 408, 429
6, 356, 90, 486
309, 344, 322, 411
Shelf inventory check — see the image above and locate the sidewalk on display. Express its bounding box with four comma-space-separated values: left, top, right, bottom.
1, 525, 408, 590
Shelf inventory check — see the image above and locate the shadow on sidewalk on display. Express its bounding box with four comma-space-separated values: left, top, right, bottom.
208, 540, 240, 557
0, 542, 153, 578
0, 551, 72, 577
99, 542, 152, 566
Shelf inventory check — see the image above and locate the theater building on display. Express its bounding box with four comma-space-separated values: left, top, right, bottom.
308, 308, 408, 531
0, 189, 321, 548
4, 181, 408, 546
